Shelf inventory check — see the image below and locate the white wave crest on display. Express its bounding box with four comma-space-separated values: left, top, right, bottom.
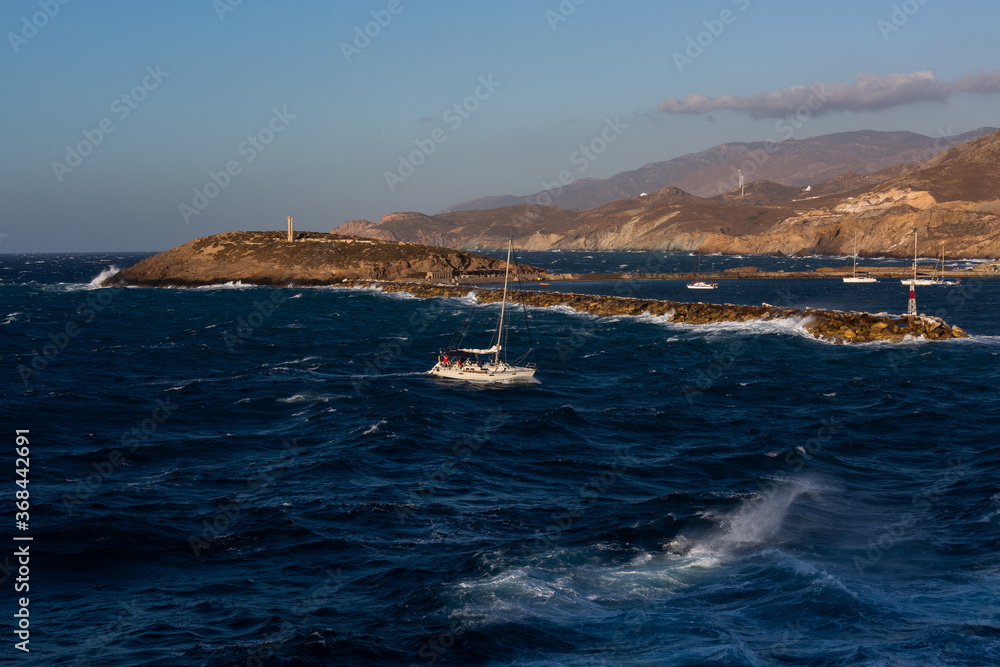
363, 419, 387, 435
638, 312, 816, 341
89, 265, 120, 287
194, 281, 250, 289
278, 393, 330, 404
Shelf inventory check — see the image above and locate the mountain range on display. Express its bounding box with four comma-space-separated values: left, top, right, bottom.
442, 128, 996, 212
334, 128, 1000, 259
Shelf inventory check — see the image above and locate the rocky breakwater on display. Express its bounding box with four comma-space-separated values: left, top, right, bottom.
351, 281, 968, 344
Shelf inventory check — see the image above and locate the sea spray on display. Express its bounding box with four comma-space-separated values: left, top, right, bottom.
669, 482, 821, 566
89, 264, 120, 287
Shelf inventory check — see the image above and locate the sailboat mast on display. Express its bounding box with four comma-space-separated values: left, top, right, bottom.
853, 231, 858, 277
495, 240, 512, 365
913, 230, 918, 281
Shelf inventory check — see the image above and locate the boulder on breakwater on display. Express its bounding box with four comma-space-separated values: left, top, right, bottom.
346, 280, 968, 344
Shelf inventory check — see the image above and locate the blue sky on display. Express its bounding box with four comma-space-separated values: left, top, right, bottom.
2, 0, 998, 252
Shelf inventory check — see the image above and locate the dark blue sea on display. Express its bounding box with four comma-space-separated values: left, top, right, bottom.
2, 251, 999, 666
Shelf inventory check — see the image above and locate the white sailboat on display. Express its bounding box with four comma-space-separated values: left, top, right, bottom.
900, 230, 948, 285
934, 251, 961, 286
843, 231, 877, 283
686, 252, 718, 289
428, 240, 537, 383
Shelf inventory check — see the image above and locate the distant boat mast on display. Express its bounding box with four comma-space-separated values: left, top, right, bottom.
738, 169, 744, 197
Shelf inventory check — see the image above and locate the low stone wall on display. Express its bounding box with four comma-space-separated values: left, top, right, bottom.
348, 280, 968, 344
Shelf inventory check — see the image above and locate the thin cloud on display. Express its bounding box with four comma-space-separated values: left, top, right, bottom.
953, 69, 1000, 94
658, 70, 1000, 118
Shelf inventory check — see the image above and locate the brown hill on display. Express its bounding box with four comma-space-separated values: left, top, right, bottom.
106, 231, 545, 287
883, 130, 1000, 202
335, 130, 1000, 259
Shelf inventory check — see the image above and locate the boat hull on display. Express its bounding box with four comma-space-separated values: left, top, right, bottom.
901, 279, 950, 286
843, 276, 878, 283
428, 362, 536, 383
686, 281, 718, 289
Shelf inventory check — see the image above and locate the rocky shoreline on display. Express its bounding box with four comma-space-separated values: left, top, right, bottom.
104, 231, 546, 287
99, 230, 971, 343
344, 280, 968, 344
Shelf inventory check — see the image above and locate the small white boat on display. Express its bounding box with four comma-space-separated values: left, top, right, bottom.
686, 253, 718, 289
843, 231, 877, 283
428, 240, 536, 384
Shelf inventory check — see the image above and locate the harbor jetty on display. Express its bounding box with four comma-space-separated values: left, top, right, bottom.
349, 280, 968, 344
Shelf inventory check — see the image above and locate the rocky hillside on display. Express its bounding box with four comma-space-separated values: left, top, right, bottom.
335, 129, 1000, 259
444, 128, 996, 211
105, 231, 544, 288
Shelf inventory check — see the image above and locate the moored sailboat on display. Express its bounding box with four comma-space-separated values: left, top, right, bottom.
686, 252, 718, 289
934, 251, 961, 286
843, 231, 877, 283
900, 230, 957, 285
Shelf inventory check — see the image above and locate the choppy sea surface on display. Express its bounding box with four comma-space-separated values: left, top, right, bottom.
2, 251, 999, 666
